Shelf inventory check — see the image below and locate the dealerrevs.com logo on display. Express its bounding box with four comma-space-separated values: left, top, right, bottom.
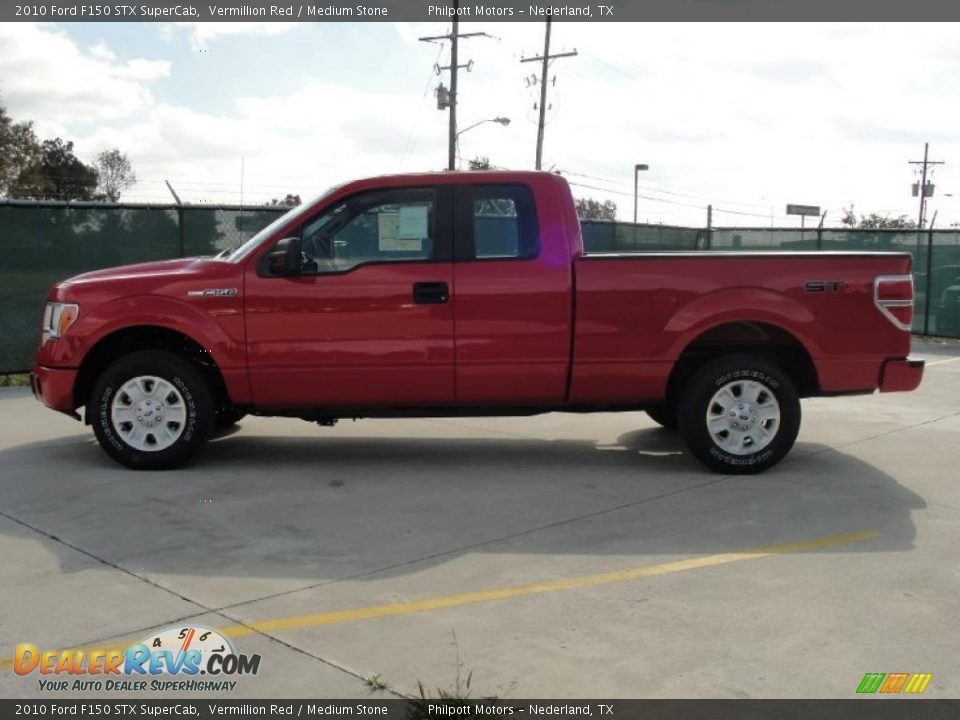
14, 625, 261, 692
856, 672, 933, 694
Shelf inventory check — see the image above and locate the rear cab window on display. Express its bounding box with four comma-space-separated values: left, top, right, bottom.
457, 184, 540, 261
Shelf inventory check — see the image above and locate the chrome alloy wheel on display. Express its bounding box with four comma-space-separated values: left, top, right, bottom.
705, 379, 781, 456
110, 376, 187, 452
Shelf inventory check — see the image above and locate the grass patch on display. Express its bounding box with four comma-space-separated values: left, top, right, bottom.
0, 373, 30, 388
365, 674, 390, 692
405, 630, 513, 719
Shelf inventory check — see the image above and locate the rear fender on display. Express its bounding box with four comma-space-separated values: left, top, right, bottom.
665, 288, 819, 360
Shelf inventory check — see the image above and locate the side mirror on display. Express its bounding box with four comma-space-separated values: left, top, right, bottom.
266, 237, 302, 276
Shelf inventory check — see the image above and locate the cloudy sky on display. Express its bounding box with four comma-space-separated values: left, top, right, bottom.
1, 21, 959, 227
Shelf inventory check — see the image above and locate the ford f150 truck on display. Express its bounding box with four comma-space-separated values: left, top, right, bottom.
32, 171, 924, 473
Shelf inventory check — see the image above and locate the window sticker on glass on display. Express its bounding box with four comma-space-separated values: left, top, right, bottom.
378, 211, 416, 251
379, 207, 425, 251
398, 205, 429, 240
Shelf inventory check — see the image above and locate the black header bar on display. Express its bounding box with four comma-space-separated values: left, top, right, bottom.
5, 0, 960, 22
2, 699, 958, 719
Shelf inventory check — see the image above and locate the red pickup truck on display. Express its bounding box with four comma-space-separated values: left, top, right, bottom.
32, 171, 924, 474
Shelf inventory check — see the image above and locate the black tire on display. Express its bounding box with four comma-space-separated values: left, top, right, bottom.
215, 407, 247, 430
89, 351, 214, 470
677, 354, 800, 475
645, 404, 678, 431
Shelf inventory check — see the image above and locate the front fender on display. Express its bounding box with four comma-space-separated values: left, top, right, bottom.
37, 294, 246, 374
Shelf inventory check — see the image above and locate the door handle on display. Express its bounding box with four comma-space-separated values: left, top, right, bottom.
413, 281, 449, 304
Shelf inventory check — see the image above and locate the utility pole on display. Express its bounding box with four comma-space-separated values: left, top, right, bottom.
447, 10, 458, 173
521, 14, 577, 170
420, 3, 487, 171
909, 142, 945, 229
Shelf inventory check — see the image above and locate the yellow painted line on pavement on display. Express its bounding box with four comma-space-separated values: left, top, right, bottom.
217, 530, 881, 638
0, 529, 880, 670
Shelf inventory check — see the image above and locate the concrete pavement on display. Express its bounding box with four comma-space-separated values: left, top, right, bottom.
1, 338, 958, 699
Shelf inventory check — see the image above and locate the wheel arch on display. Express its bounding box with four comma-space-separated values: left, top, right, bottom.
664, 320, 820, 408
75, 325, 231, 418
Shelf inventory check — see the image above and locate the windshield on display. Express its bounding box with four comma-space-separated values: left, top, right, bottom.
227, 186, 340, 263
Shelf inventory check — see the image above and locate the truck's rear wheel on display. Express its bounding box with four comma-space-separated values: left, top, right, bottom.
89, 351, 214, 470
677, 355, 800, 474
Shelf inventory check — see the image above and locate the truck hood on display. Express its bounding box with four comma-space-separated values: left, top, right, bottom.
49, 256, 242, 305
63, 257, 220, 285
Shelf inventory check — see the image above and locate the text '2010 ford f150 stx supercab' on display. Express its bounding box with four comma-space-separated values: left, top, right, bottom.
32, 171, 924, 473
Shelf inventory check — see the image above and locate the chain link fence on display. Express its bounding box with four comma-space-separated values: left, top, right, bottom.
2, 201, 958, 373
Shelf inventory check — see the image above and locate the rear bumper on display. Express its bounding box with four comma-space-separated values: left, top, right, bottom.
31, 364, 79, 416
879, 357, 925, 393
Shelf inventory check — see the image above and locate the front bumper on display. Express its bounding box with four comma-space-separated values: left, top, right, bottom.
879, 357, 925, 393
31, 365, 80, 416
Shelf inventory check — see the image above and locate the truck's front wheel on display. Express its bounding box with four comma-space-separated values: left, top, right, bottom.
645, 404, 678, 431
89, 351, 214, 470
677, 355, 800, 474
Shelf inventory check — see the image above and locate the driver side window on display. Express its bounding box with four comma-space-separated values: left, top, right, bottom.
299, 188, 436, 274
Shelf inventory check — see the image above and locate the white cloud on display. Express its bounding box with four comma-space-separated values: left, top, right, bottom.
88, 40, 116, 61
5, 21, 960, 225
116, 58, 172, 81
0, 23, 165, 137
75, 78, 448, 204
163, 22, 301, 50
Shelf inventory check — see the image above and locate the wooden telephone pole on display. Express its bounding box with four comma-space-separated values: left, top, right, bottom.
521, 14, 577, 170
909, 142, 945, 229
419, 1, 488, 170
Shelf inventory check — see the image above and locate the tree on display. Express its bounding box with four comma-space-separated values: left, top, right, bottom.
95, 149, 136, 202
270, 194, 301, 207
468, 156, 492, 170
9, 138, 99, 201
0, 99, 40, 196
575, 197, 617, 220
841, 203, 917, 230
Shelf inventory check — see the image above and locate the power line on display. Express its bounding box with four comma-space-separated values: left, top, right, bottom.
582, 54, 648, 84
566, 180, 793, 221
560, 169, 773, 210
567, 180, 704, 209
401, 41, 446, 168
557, 154, 779, 209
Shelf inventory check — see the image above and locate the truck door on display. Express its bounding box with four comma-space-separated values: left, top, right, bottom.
244, 185, 455, 408
452, 182, 573, 404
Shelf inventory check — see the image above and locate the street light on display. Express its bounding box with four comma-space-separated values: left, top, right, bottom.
455, 117, 511, 169
633, 163, 649, 223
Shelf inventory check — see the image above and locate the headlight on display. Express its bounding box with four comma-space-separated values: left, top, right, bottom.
42, 302, 80, 339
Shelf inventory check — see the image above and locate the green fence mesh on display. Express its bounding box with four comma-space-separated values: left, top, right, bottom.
581, 221, 703, 251
1, 204, 957, 374
0, 203, 286, 373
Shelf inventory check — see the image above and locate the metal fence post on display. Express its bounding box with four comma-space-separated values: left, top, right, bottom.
923, 226, 934, 336
706, 204, 713, 249
177, 207, 185, 258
